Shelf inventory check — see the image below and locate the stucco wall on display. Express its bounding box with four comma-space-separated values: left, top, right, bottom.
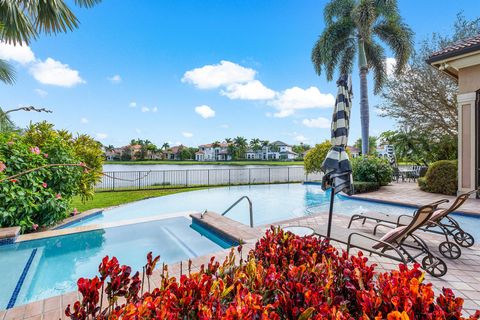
459, 64, 480, 93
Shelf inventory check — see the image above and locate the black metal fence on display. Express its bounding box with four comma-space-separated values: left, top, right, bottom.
96, 167, 323, 192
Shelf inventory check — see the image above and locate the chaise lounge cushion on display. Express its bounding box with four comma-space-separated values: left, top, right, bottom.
430, 209, 446, 221
373, 226, 406, 249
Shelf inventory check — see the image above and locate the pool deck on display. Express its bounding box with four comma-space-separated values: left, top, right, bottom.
351, 182, 480, 215
2, 183, 480, 319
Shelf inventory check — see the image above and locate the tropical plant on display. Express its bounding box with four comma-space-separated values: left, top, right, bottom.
161, 142, 170, 150
419, 160, 458, 196
65, 228, 479, 319
311, 0, 413, 155
380, 130, 457, 165
233, 136, 248, 159
303, 140, 332, 174
0, 122, 103, 232
0, 107, 16, 133
0, 0, 101, 84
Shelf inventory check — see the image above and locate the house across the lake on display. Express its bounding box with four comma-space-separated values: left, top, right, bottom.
245, 141, 298, 160
164, 145, 186, 160
195, 143, 232, 161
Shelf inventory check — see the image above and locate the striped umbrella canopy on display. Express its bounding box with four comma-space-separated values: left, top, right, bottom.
321, 74, 353, 238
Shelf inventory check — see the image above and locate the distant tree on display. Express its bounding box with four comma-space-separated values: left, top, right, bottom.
162, 142, 170, 150
105, 145, 115, 152
378, 13, 480, 141
0, 0, 101, 84
225, 138, 233, 143
312, 0, 413, 155
354, 137, 377, 155
250, 138, 262, 152
233, 136, 248, 159
292, 143, 311, 154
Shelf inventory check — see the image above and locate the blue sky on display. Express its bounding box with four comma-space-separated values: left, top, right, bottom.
1, 0, 479, 148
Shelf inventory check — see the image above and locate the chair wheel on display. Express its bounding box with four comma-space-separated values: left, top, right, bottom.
422, 255, 447, 277
439, 241, 461, 259
453, 231, 475, 247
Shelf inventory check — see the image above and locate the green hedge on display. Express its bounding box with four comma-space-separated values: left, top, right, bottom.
352, 156, 393, 186
352, 181, 380, 194
418, 160, 457, 195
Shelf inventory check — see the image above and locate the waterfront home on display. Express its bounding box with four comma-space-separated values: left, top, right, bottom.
195, 142, 232, 161
245, 141, 298, 160
163, 145, 186, 160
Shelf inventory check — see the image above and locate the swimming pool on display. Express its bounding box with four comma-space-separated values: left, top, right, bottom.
67, 183, 480, 240
0, 217, 229, 310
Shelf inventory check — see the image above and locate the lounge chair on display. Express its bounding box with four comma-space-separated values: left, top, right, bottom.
348, 190, 478, 260
308, 204, 448, 277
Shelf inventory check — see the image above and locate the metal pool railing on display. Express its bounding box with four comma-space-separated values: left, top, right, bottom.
96, 167, 323, 192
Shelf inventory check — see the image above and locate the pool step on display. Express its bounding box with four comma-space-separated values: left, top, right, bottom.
0, 227, 21, 246
190, 211, 261, 244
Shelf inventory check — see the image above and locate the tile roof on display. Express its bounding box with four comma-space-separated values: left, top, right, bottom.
427, 34, 480, 63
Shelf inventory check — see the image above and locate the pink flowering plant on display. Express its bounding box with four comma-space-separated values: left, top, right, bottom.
0, 122, 103, 232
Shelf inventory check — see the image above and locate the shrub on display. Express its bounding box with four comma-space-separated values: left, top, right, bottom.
419, 160, 458, 195
352, 156, 393, 186
303, 140, 332, 174
352, 181, 380, 194
65, 228, 479, 320
0, 122, 103, 232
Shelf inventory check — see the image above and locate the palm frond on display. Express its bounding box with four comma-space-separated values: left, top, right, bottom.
352, 0, 377, 38
364, 40, 386, 93
29, 0, 80, 35
339, 39, 357, 75
374, 0, 399, 20
0, 0, 37, 44
311, 18, 355, 79
74, 0, 102, 8
0, 59, 15, 84
373, 19, 413, 74
324, 0, 355, 25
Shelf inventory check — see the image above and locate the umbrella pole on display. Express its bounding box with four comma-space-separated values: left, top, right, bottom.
327, 186, 335, 239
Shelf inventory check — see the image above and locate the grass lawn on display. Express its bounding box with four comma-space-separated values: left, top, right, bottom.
105, 160, 304, 166
71, 187, 207, 212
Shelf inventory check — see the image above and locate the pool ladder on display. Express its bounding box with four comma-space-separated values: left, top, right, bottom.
201, 196, 254, 228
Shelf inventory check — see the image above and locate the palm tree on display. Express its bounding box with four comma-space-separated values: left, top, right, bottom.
311, 0, 412, 155
233, 136, 248, 159
0, 107, 16, 133
0, 0, 101, 84
162, 142, 170, 150
250, 138, 262, 152
225, 138, 232, 144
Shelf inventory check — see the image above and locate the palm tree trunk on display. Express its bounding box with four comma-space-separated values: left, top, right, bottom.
358, 38, 370, 155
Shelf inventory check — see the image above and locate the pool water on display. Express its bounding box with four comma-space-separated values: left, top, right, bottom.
0, 217, 227, 309
68, 183, 480, 241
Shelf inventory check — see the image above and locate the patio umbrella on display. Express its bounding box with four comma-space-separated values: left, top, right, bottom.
321, 74, 354, 238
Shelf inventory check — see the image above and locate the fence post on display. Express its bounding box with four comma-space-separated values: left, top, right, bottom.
287, 167, 290, 183
186, 170, 188, 187
229, 169, 231, 185
112, 172, 116, 191
163, 171, 166, 188
248, 169, 251, 184
269, 168, 271, 183
138, 171, 141, 190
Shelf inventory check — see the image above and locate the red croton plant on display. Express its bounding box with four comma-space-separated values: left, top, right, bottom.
65, 227, 479, 319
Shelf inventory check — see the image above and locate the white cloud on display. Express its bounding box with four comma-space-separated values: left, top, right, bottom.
152, 107, 158, 112
0, 42, 35, 64
302, 117, 331, 128
295, 134, 308, 143
30, 58, 85, 87
195, 105, 215, 119
141, 106, 150, 112
182, 131, 193, 138
221, 80, 276, 100
108, 74, 122, 83
129, 101, 137, 108
34, 88, 48, 97
96, 133, 108, 140
386, 57, 396, 76
269, 86, 335, 118
80, 117, 89, 124
182, 60, 256, 89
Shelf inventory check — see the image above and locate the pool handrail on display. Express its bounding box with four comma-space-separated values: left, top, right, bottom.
221, 196, 254, 228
